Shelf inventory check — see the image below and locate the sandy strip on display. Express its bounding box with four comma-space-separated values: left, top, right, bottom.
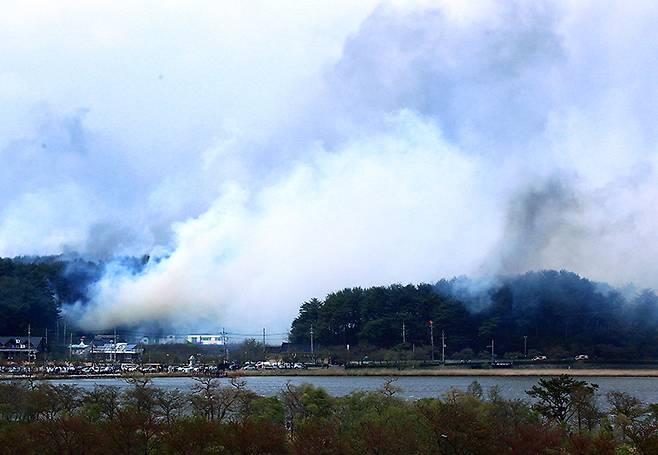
4, 368, 658, 380
232, 368, 658, 377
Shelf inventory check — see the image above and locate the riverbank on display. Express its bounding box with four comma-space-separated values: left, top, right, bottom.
232, 368, 658, 377
5, 367, 658, 380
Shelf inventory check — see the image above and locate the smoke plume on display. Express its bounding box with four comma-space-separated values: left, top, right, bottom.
2, 1, 658, 331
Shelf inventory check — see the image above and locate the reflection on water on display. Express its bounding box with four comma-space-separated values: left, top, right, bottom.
43, 375, 658, 405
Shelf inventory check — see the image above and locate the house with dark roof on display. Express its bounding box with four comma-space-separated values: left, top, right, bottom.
64, 334, 144, 363
0, 336, 46, 361
89, 342, 143, 363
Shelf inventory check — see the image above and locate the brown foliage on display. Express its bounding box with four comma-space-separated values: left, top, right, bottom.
221, 419, 289, 455
504, 423, 564, 455
291, 418, 351, 455
0, 378, 656, 454
567, 432, 617, 455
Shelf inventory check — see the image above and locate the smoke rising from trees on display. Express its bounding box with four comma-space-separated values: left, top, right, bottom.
2, 1, 658, 331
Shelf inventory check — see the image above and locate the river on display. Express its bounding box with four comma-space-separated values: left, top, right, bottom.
42, 375, 658, 405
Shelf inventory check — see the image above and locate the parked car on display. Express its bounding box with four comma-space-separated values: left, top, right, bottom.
575, 354, 589, 361
531, 356, 547, 361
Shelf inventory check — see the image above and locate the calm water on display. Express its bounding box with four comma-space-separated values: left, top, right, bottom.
43, 375, 658, 405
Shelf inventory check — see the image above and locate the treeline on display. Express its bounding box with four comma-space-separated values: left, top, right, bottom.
0, 256, 140, 335
1, 375, 658, 454
290, 270, 658, 360
4, 254, 658, 361
0, 259, 61, 334
0, 257, 103, 334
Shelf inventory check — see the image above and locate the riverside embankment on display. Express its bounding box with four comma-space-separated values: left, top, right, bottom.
6, 366, 658, 381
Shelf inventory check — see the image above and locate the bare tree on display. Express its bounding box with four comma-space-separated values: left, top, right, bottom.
190, 375, 248, 422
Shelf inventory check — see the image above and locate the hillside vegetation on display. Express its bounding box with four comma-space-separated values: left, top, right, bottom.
1, 376, 657, 454
290, 270, 658, 360
2, 255, 658, 361
0, 257, 100, 334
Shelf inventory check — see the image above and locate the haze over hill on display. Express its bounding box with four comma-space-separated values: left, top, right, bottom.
2, 2, 658, 332
3, 256, 658, 359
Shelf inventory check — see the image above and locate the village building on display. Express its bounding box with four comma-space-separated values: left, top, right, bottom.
89, 342, 143, 363
0, 336, 46, 360
65, 334, 144, 363
136, 334, 183, 345
184, 334, 226, 345
69, 338, 91, 357
136, 334, 227, 346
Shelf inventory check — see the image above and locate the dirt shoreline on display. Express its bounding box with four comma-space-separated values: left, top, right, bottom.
4, 368, 658, 380
233, 368, 658, 378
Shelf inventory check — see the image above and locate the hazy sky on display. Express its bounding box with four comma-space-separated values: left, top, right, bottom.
2, 1, 658, 332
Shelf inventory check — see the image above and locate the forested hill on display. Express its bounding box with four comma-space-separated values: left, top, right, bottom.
0, 255, 158, 335
289, 270, 658, 360
4, 256, 658, 360
0, 256, 110, 334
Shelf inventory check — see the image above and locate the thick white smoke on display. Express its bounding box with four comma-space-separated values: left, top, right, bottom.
2, 1, 658, 331
77, 111, 505, 330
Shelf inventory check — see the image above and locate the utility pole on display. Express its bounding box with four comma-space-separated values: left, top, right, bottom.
524, 335, 528, 358
441, 330, 446, 364
488, 339, 495, 364
222, 328, 228, 362
69, 332, 73, 362
262, 328, 266, 360
113, 328, 117, 364
402, 322, 406, 344
27, 324, 31, 363
44, 329, 48, 364
310, 325, 314, 359
429, 320, 435, 361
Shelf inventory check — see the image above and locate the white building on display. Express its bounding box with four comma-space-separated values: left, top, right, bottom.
138, 334, 182, 345
91, 343, 143, 362
135, 334, 226, 346
69, 339, 90, 357
185, 334, 225, 345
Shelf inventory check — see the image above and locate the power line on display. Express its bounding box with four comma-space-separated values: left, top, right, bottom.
120, 331, 285, 337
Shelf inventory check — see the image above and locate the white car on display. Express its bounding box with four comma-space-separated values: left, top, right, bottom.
575, 354, 589, 361
531, 356, 547, 361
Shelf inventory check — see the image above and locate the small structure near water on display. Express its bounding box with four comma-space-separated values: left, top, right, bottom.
0, 336, 45, 361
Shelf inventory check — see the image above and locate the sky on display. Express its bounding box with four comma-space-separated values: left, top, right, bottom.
1, 1, 658, 333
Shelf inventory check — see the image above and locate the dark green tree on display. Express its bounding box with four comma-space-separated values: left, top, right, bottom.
526, 375, 599, 427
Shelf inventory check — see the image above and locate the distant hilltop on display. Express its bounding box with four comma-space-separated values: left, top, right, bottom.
2, 256, 658, 362
289, 270, 657, 361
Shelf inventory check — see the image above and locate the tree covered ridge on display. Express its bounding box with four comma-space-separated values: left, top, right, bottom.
2, 254, 658, 360
290, 270, 658, 360
0, 255, 154, 335
0, 256, 102, 334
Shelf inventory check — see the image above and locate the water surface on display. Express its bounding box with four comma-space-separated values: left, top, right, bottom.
43, 375, 658, 404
